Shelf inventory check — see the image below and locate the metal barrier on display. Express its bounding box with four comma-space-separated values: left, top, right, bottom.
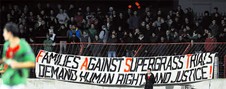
0, 42, 225, 78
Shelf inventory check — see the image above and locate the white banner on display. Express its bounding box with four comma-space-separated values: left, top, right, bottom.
35, 50, 216, 86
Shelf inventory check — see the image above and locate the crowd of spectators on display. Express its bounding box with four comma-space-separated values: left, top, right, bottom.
0, 3, 226, 45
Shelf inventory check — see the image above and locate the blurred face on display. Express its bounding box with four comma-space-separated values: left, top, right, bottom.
147, 69, 151, 74
118, 26, 122, 31
3, 28, 11, 41
119, 13, 123, 18
95, 35, 98, 40
91, 24, 95, 28
152, 33, 155, 37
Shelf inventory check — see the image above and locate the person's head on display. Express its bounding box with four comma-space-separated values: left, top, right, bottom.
112, 34, 116, 38
147, 68, 151, 74
83, 31, 87, 36
29, 27, 33, 31
77, 11, 81, 15
29, 11, 33, 16
69, 4, 74, 9
177, 5, 181, 10
3, 22, 20, 41
118, 26, 122, 31
141, 21, 146, 27
152, 33, 156, 37
204, 11, 209, 16
208, 32, 213, 37
69, 17, 74, 22
133, 11, 137, 16
160, 37, 165, 42
91, 24, 95, 29
146, 24, 150, 30
95, 35, 99, 40
147, 11, 151, 16
212, 20, 216, 25
166, 30, 170, 35
124, 31, 127, 35
119, 13, 123, 18
129, 32, 133, 37
41, 10, 45, 15
86, 6, 90, 12
179, 36, 183, 41
59, 9, 63, 13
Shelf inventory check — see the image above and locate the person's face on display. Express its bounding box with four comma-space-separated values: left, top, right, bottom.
91, 24, 95, 28
118, 26, 122, 31
50, 10, 54, 15
119, 13, 123, 17
95, 35, 98, 40
3, 29, 11, 41
60, 9, 63, 13
152, 33, 155, 37
147, 69, 151, 74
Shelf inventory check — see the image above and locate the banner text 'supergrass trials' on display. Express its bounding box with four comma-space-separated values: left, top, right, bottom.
35, 50, 216, 86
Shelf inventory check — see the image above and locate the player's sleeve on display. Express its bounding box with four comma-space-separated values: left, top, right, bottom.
0, 42, 9, 71
23, 44, 35, 62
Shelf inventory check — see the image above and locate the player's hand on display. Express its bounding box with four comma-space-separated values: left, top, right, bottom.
10, 60, 20, 69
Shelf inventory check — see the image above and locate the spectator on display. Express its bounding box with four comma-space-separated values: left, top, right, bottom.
56, 25, 67, 36
161, 18, 168, 31
122, 31, 129, 43
67, 24, 76, 39
27, 12, 35, 28
128, 11, 140, 30
99, 25, 109, 43
209, 19, 219, 37
43, 34, 53, 51
74, 11, 83, 28
153, 17, 162, 27
108, 34, 117, 57
218, 27, 226, 42
116, 13, 127, 30
150, 33, 158, 43
178, 36, 186, 42
187, 30, 199, 42
144, 24, 153, 42
68, 17, 76, 26
165, 30, 172, 42
88, 24, 97, 41
68, 4, 75, 17
90, 35, 102, 56
172, 32, 179, 42
205, 32, 217, 52
75, 26, 82, 39
81, 31, 91, 47
27, 27, 35, 43
201, 11, 211, 28
80, 31, 91, 55
117, 26, 124, 42
49, 27, 56, 43
56, 9, 69, 25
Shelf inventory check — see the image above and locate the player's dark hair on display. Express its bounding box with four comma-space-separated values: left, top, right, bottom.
4, 22, 19, 37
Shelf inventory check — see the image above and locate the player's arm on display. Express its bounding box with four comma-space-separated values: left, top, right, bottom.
0, 60, 4, 64
0, 65, 7, 73
10, 61, 35, 69
0, 57, 6, 64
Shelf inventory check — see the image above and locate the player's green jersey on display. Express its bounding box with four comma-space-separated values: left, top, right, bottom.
1, 39, 35, 85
